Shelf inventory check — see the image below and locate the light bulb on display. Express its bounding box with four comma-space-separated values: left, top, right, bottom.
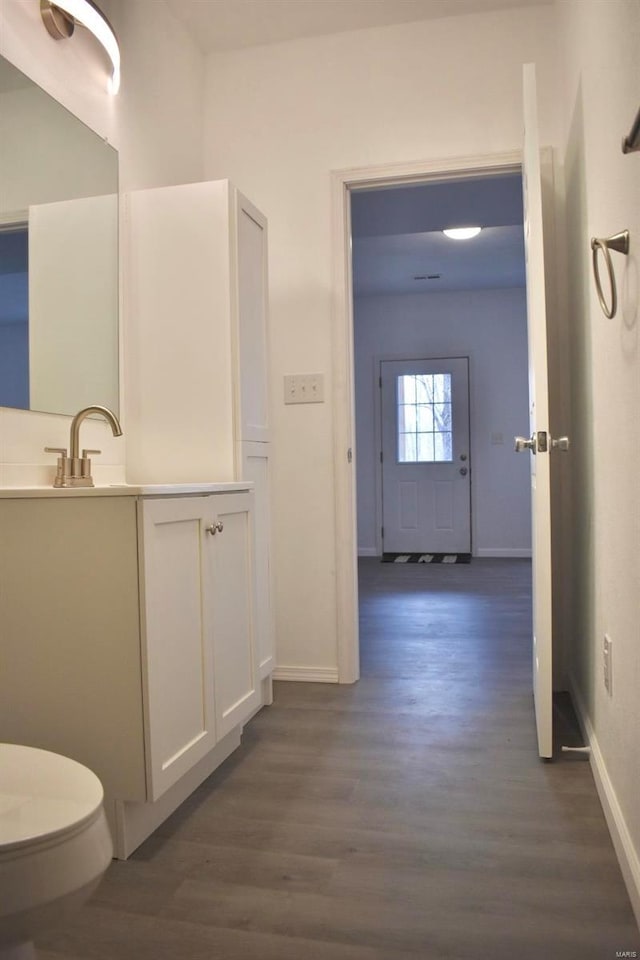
442, 227, 482, 240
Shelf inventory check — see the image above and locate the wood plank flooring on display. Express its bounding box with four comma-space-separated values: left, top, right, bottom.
38, 558, 640, 959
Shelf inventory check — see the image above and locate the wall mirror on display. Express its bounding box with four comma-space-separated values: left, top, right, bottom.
0, 55, 118, 417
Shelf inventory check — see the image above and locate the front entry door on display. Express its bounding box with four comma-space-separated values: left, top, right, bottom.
380, 357, 471, 555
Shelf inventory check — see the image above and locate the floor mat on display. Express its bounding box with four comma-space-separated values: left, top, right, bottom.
382, 552, 472, 564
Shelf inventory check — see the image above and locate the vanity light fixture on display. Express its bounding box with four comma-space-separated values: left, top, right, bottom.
442, 226, 482, 240
40, 0, 120, 94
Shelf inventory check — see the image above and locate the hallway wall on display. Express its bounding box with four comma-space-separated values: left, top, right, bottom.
556, 0, 640, 922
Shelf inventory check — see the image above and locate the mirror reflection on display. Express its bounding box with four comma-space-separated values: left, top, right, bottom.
0, 55, 119, 417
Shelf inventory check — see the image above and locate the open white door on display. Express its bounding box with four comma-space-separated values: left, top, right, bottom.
518, 62, 554, 759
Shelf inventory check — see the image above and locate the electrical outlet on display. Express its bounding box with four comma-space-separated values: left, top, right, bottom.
284, 373, 324, 404
603, 634, 613, 696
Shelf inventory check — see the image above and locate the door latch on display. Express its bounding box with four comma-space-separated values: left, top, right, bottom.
514, 431, 551, 455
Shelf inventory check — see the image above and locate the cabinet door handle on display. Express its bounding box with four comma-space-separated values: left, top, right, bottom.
205, 520, 224, 535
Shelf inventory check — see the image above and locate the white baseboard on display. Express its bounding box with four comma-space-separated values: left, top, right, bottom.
474, 547, 532, 558
569, 674, 640, 928
358, 547, 379, 557
273, 665, 339, 683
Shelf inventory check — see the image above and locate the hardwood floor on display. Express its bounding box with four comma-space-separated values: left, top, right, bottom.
39, 558, 639, 959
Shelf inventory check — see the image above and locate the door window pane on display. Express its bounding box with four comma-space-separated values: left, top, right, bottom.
397, 373, 453, 463
399, 402, 417, 434
434, 431, 453, 461
417, 404, 434, 432
417, 433, 435, 461
399, 432, 417, 462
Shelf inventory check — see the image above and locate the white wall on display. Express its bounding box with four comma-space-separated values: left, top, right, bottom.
355, 289, 531, 557
556, 0, 640, 922
203, 6, 560, 676
0, 0, 205, 486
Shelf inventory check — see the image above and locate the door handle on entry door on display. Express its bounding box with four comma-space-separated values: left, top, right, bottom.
459, 467, 468, 476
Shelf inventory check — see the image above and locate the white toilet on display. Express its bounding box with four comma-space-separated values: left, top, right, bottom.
0, 744, 113, 960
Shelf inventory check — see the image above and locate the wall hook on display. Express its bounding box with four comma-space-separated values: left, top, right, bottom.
591, 230, 630, 318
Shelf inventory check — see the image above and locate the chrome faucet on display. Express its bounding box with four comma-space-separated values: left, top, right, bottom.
45, 405, 123, 488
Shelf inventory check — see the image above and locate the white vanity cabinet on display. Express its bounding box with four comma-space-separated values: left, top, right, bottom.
0, 485, 258, 858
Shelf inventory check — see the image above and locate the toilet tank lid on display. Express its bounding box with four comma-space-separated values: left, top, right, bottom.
0, 744, 104, 849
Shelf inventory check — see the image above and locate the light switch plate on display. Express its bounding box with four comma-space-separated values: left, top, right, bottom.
284, 374, 324, 404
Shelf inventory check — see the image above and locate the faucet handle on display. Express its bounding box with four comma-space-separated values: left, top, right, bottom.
44, 446, 68, 457
81, 449, 102, 481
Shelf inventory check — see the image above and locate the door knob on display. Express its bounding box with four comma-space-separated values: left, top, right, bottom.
514, 435, 536, 453
551, 436, 570, 452
205, 520, 224, 535
459, 467, 468, 476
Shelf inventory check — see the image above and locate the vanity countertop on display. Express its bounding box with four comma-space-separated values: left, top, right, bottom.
0, 482, 252, 499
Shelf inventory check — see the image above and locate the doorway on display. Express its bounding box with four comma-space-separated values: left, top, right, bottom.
330, 152, 531, 684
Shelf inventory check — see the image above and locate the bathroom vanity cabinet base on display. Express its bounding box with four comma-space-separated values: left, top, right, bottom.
111, 728, 241, 859
0, 489, 266, 863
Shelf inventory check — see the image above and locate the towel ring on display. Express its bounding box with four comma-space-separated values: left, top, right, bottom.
591, 230, 630, 319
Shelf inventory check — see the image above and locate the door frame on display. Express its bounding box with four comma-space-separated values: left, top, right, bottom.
331, 151, 525, 684
374, 353, 472, 558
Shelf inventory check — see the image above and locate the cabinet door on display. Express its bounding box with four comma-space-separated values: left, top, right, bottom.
139, 497, 217, 800
234, 191, 269, 444
240, 442, 275, 679
125, 181, 235, 482
208, 491, 261, 737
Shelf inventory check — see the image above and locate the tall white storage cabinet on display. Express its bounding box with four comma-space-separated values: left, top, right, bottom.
125, 180, 275, 688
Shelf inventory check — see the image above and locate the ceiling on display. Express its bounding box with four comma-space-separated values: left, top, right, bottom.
351, 174, 525, 296
164, 0, 551, 54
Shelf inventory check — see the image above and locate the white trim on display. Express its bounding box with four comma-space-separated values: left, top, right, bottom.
331, 151, 523, 688
358, 547, 378, 558
273, 666, 340, 683
569, 674, 640, 928
475, 548, 532, 558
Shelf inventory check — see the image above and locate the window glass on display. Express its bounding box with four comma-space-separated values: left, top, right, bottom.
397, 373, 453, 463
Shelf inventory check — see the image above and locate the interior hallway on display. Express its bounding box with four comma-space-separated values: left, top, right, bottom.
39, 559, 640, 959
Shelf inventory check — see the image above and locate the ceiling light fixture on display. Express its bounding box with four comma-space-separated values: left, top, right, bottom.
40, 0, 121, 95
442, 226, 482, 240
